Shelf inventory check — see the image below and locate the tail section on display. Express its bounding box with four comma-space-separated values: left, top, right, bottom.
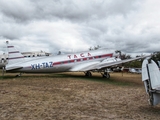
6, 41, 24, 70
142, 58, 160, 106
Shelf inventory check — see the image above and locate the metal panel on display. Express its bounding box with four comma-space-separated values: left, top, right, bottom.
148, 60, 160, 89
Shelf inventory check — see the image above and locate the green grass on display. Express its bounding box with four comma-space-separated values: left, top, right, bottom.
0, 71, 140, 87
50, 73, 137, 87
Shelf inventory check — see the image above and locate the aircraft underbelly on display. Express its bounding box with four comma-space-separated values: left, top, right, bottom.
12, 65, 71, 73
6, 56, 114, 73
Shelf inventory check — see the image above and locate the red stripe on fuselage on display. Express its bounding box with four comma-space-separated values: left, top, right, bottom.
7, 46, 14, 48
9, 51, 20, 54
28, 53, 113, 69
8, 56, 24, 60
52, 53, 113, 66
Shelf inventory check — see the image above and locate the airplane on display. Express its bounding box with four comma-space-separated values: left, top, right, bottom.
142, 58, 160, 106
129, 68, 137, 73
0, 63, 6, 69
129, 68, 142, 74
4, 41, 149, 78
0, 57, 7, 69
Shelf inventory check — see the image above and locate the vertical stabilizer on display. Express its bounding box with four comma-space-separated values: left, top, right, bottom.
6, 41, 24, 65
142, 58, 160, 106
148, 60, 160, 89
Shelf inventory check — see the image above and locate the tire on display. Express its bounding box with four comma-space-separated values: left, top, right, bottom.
103, 72, 110, 79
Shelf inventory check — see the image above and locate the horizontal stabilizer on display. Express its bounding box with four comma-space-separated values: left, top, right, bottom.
6, 66, 23, 71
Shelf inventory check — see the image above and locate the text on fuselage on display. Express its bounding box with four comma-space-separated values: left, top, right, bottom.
68, 53, 91, 59
31, 62, 53, 69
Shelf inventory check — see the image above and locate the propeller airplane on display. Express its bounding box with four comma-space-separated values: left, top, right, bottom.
3, 41, 149, 79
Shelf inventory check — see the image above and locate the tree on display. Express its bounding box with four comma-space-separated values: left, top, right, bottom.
151, 52, 160, 65
120, 53, 131, 60
120, 53, 143, 68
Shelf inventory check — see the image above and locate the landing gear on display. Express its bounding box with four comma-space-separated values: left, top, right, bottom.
84, 71, 110, 79
85, 71, 92, 77
102, 72, 110, 79
15, 73, 22, 77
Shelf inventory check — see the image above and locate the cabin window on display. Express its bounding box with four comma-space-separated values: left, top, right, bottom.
77, 59, 81, 62
70, 60, 74, 63
89, 57, 93, 60
83, 58, 87, 61
94, 56, 98, 59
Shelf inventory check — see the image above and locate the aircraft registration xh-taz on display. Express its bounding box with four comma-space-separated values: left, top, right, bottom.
5, 41, 148, 78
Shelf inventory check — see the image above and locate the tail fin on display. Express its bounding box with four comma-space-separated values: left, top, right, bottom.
6, 41, 24, 65
142, 58, 160, 106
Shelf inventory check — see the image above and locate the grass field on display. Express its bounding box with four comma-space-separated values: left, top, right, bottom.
1, 71, 160, 120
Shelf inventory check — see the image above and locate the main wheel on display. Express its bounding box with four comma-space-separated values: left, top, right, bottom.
103, 72, 110, 79
85, 71, 92, 77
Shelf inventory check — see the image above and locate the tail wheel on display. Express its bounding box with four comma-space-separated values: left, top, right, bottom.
103, 72, 110, 79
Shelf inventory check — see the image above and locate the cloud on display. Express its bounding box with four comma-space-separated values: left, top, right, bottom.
0, 0, 160, 55
0, 0, 139, 22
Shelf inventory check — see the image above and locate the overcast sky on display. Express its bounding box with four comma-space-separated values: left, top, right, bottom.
0, 0, 160, 55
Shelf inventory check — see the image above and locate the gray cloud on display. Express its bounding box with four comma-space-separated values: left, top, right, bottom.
0, 0, 160, 55
0, 0, 139, 22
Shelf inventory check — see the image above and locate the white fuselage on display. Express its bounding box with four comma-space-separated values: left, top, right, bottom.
6, 49, 117, 73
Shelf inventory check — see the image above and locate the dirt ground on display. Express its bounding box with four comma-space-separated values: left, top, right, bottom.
1, 72, 160, 120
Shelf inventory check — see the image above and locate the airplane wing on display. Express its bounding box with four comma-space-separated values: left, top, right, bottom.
96, 56, 147, 70
70, 61, 100, 71
70, 55, 149, 72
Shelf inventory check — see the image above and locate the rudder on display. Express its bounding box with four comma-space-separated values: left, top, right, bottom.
6, 41, 24, 65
